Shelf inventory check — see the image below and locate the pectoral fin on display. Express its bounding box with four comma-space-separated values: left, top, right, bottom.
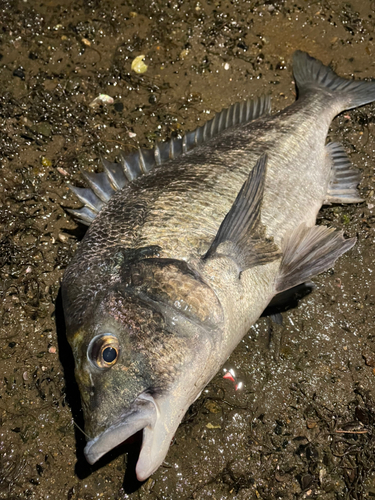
203, 154, 281, 273
276, 224, 356, 293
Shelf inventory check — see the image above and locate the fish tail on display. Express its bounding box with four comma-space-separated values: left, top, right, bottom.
293, 50, 375, 110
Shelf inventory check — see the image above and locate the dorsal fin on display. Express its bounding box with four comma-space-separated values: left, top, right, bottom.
68, 95, 271, 225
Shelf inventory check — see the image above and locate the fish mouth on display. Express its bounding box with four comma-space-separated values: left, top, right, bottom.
84, 390, 187, 481
84, 392, 158, 468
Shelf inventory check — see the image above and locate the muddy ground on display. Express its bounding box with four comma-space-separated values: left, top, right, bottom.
1, 0, 375, 498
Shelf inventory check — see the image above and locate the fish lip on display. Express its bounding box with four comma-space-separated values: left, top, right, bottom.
84, 393, 158, 465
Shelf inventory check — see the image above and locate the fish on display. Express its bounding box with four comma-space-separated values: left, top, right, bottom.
61, 51, 375, 481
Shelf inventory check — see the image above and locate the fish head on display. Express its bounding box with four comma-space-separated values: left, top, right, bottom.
62, 255, 223, 480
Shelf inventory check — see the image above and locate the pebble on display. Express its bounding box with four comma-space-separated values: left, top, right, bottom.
41, 156, 52, 167
89, 94, 114, 108
131, 55, 148, 74
179, 48, 189, 59
363, 353, 375, 367
57, 167, 69, 176
13, 67, 25, 79
306, 419, 317, 429
58, 233, 68, 243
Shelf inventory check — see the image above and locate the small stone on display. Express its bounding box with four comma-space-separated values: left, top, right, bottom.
131, 55, 148, 74
66, 77, 80, 92
319, 467, 326, 484
301, 474, 313, 490
114, 102, 124, 112
41, 156, 52, 168
21, 116, 33, 127
58, 233, 68, 243
13, 67, 25, 79
224, 62, 230, 70
48, 346, 56, 354
57, 167, 69, 176
306, 419, 317, 429
363, 353, 375, 367
179, 48, 189, 59
89, 94, 114, 108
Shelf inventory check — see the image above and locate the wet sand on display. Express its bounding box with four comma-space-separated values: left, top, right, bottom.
1, 0, 375, 498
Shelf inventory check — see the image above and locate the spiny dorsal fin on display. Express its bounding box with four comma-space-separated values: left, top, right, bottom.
204, 154, 281, 274
68, 95, 271, 225
324, 142, 363, 204
276, 224, 356, 293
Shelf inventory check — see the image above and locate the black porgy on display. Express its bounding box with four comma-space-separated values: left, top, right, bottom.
61, 51, 375, 480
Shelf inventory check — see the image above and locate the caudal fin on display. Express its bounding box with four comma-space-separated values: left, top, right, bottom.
293, 50, 375, 111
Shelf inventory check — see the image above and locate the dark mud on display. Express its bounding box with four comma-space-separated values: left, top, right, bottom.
1, 0, 375, 498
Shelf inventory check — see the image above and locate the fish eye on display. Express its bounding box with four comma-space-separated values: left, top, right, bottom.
88, 334, 120, 369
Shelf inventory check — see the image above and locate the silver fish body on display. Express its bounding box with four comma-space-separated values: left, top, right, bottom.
62, 51, 375, 480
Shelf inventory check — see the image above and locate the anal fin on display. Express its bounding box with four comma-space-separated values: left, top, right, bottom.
276, 224, 356, 293
325, 142, 363, 204
204, 154, 281, 273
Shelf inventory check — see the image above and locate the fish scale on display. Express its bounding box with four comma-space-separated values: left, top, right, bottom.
62, 51, 375, 481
